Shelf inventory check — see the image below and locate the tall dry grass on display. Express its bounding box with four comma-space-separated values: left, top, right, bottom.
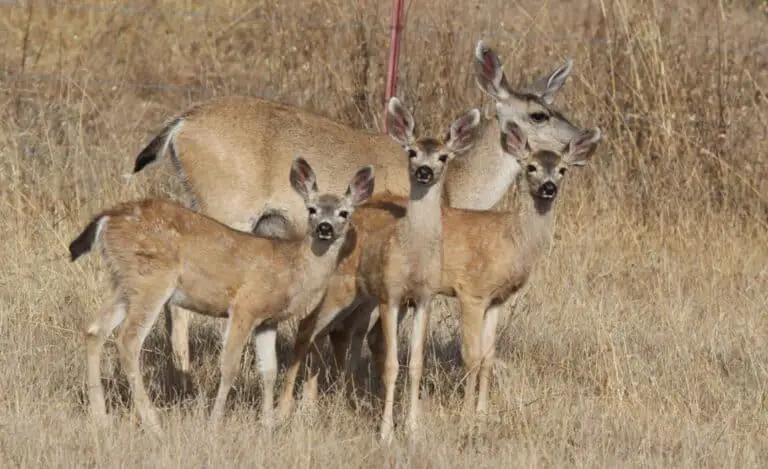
1, 0, 767, 467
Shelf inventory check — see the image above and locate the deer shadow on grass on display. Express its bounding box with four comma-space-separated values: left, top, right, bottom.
74, 310, 518, 424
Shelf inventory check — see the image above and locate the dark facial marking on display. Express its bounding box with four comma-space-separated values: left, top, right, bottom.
414, 137, 442, 155
532, 150, 561, 172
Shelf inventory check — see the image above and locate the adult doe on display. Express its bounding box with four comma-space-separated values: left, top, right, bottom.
71, 158, 374, 435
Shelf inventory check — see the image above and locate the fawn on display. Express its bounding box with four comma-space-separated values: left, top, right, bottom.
356, 98, 481, 442
276, 98, 482, 441
70, 157, 374, 435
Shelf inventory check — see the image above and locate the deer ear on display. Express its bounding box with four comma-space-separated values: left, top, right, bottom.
386, 97, 415, 146
499, 119, 528, 158
446, 109, 482, 154
290, 157, 318, 201
565, 127, 602, 166
345, 165, 375, 206
473, 41, 511, 101
526, 59, 574, 105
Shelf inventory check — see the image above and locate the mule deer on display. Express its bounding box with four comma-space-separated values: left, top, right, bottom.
131, 40, 584, 380
352, 120, 603, 417
276, 98, 481, 441
71, 158, 375, 435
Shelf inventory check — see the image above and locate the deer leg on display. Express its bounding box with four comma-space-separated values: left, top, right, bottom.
457, 294, 486, 414
211, 308, 259, 426
116, 285, 175, 437
366, 300, 411, 381
165, 304, 191, 372
252, 323, 279, 428
278, 312, 319, 420
378, 297, 401, 443
301, 341, 325, 410
406, 295, 432, 435
477, 302, 503, 415
85, 294, 127, 426
329, 299, 378, 404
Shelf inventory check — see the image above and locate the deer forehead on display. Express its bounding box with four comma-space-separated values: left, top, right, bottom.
530, 150, 564, 170
412, 137, 445, 155
315, 193, 345, 212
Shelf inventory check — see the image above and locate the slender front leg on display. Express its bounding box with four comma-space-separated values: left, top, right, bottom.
211, 309, 259, 426
252, 324, 279, 428
477, 302, 503, 414
278, 312, 319, 420
329, 299, 378, 403
166, 305, 192, 373
406, 296, 432, 434
378, 298, 401, 443
457, 294, 486, 414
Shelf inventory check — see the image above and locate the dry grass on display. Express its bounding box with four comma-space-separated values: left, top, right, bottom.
1, 0, 767, 467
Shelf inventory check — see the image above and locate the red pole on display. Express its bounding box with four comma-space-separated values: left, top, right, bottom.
383, 0, 405, 133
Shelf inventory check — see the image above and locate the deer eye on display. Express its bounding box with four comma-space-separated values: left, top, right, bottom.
338, 210, 349, 219
530, 112, 550, 123
526, 164, 538, 173
407, 149, 417, 159
308, 207, 317, 215
438, 153, 449, 163
559, 167, 567, 176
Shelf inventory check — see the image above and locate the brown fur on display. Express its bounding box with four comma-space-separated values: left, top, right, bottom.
276, 100, 482, 441
136, 42, 587, 390
326, 122, 603, 425
75, 159, 374, 435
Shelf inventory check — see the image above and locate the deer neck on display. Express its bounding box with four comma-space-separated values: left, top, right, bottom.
404, 179, 444, 257
297, 235, 346, 285
506, 180, 557, 274
443, 116, 521, 210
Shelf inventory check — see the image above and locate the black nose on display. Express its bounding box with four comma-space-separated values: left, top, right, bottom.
538, 181, 557, 199
414, 166, 433, 184
316, 222, 334, 239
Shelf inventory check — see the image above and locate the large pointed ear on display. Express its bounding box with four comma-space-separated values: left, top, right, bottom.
345, 165, 375, 207
565, 127, 602, 166
446, 109, 482, 154
473, 40, 511, 101
499, 119, 528, 159
386, 97, 415, 146
526, 59, 573, 105
290, 157, 319, 202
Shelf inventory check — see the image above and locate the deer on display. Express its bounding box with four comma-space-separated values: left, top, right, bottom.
128, 40, 586, 377
275, 97, 482, 442
331, 119, 603, 422
70, 157, 375, 436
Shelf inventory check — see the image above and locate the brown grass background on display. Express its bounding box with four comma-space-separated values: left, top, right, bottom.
1, 0, 767, 467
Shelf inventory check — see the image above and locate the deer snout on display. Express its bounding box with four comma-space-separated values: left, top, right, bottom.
316, 222, 334, 240
538, 181, 558, 199
414, 166, 434, 184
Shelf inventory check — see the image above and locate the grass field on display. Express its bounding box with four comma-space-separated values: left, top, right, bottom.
1, 0, 767, 467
